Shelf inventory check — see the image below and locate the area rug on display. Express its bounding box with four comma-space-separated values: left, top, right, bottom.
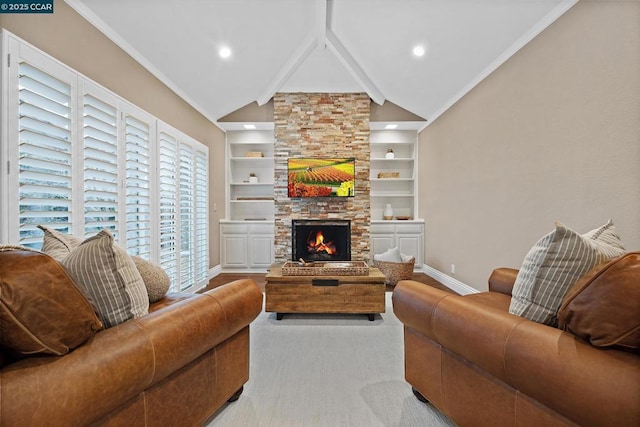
208, 293, 454, 426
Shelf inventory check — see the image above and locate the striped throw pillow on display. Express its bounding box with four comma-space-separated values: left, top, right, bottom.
38, 225, 82, 262
61, 230, 149, 328
509, 220, 625, 326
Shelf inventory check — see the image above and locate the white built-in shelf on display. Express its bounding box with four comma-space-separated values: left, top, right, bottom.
224, 126, 276, 221
369, 127, 418, 221
370, 178, 413, 181
230, 157, 276, 161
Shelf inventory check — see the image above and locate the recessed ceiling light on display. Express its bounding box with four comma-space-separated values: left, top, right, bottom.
385, 124, 398, 130
219, 46, 232, 59
412, 45, 425, 57
243, 124, 256, 130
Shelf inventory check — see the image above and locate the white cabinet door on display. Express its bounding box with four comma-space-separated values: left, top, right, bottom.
220, 221, 274, 271
249, 234, 274, 268
371, 234, 395, 258
396, 223, 423, 266
397, 234, 421, 265
221, 234, 248, 267
370, 221, 424, 267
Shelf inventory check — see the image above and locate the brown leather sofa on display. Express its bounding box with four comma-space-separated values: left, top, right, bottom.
393, 261, 640, 427
0, 251, 263, 426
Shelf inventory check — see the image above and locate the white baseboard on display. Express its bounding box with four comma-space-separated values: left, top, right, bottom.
209, 264, 223, 278
421, 265, 479, 295
212, 266, 270, 275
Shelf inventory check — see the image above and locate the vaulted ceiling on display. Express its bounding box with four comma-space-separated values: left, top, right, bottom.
68, 0, 577, 125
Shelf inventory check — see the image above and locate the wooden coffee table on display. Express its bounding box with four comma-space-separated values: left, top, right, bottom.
265, 264, 386, 320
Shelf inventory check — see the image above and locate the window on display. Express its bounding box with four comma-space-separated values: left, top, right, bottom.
124, 112, 153, 259
158, 129, 179, 287
16, 61, 74, 247
194, 149, 208, 284
1, 32, 209, 292
82, 89, 119, 238
157, 123, 209, 292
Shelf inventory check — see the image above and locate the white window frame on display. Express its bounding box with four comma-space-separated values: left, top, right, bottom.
0, 31, 209, 292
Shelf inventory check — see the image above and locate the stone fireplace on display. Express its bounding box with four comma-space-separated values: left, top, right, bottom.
273, 92, 371, 263
292, 219, 351, 262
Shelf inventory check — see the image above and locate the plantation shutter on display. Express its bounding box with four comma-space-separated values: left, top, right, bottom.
157, 123, 209, 292
17, 61, 74, 248
158, 130, 179, 290
82, 90, 119, 238
194, 149, 209, 285
124, 112, 152, 258
179, 142, 195, 291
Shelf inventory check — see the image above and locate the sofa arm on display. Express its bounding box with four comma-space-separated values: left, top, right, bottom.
138, 278, 263, 383
488, 267, 518, 295
393, 280, 453, 342
394, 280, 529, 383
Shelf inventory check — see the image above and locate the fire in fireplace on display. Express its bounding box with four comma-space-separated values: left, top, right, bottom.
292, 219, 351, 262
307, 230, 336, 255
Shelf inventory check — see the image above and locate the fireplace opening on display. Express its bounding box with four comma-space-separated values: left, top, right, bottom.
292, 219, 351, 262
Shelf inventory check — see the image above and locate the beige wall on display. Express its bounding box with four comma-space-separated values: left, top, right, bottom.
0, 0, 225, 267
419, 0, 640, 291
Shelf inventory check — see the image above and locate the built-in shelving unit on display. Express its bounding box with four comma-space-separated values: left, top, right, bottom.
369, 125, 418, 220
217, 121, 425, 270
218, 122, 276, 271
369, 122, 424, 267
225, 124, 275, 221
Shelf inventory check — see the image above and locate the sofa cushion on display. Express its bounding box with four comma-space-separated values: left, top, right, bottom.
61, 230, 149, 328
38, 225, 82, 262
131, 256, 171, 303
0, 247, 102, 355
509, 220, 625, 326
558, 252, 640, 351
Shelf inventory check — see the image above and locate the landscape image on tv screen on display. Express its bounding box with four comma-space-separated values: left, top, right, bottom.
287, 158, 355, 197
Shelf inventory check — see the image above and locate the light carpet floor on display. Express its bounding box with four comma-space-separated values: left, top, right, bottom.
208, 293, 455, 427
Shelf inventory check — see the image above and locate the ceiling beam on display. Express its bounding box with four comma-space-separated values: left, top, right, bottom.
258, 0, 385, 106
257, 0, 327, 105
256, 36, 318, 105
325, 29, 385, 105
324, 0, 384, 104
316, 0, 327, 47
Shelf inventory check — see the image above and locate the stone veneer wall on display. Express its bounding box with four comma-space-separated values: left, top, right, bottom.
273, 93, 371, 262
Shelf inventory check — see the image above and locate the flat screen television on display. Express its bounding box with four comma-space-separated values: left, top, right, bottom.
287, 158, 355, 197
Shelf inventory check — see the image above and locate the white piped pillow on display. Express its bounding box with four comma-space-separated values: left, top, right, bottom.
374, 247, 403, 263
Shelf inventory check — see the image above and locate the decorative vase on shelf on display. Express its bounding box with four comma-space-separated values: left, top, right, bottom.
385, 149, 395, 159
383, 204, 394, 220
249, 173, 258, 184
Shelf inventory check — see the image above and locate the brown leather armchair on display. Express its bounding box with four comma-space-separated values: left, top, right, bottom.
393, 267, 640, 427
